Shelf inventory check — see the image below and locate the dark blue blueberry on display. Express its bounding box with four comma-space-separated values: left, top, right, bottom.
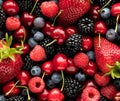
0, 95, 6, 101
33, 17, 45, 28
21, 89, 28, 96
46, 79, 56, 89
0, 0, 3, 6
31, 66, 41, 76
0, 31, 4, 39
28, 38, 38, 48
87, 51, 95, 60
31, 27, 39, 35
51, 72, 62, 84
100, 8, 110, 19
51, 0, 59, 4
113, 79, 120, 90
75, 72, 86, 82
106, 29, 116, 41
33, 31, 44, 41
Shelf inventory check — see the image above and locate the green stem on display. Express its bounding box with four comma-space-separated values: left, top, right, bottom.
42, 72, 46, 79
46, 40, 57, 47
98, 0, 112, 12
115, 14, 120, 33
90, 0, 93, 4
60, 71, 64, 91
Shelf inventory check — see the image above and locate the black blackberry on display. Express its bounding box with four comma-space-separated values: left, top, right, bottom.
0, 6, 6, 29
16, 0, 33, 13
105, 16, 116, 28
39, 37, 55, 58
6, 95, 24, 101
78, 17, 94, 34
65, 34, 82, 55
63, 76, 83, 99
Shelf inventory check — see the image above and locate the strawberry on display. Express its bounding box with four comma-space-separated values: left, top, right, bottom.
94, 37, 120, 79
0, 34, 23, 84
58, 0, 90, 26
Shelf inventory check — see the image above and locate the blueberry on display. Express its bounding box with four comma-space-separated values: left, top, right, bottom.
87, 51, 95, 60
51, 72, 62, 84
75, 72, 86, 82
21, 89, 28, 96
31, 27, 39, 35
0, 31, 4, 39
118, 24, 120, 34
33, 17, 45, 28
51, 0, 58, 4
0, 95, 6, 101
15, 15, 20, 19
46, 79, 56, 89
0, 0, 3, 6
106, 29, 117, 41
28, 38, 38, 48
33, 31, 44, 41
31, 66, 41, 76
100, 8, 110, 19
113, 79, 120, 90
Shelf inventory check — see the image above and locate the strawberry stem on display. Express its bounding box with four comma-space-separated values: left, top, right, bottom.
46, 39, 57, 47
115, 14, 120, 33
60, 70, 64, 91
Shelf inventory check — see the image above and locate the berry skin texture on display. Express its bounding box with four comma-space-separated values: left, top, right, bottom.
30, 45, 46, 62
94, 72, 110, 86
81, 86, 100, 101
6, 17, 21, 31
73, 52, 89, 69
40, 1, 59, 18
28, 77, 45, 93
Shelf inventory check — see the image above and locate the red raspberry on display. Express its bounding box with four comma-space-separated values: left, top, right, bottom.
81, 86, 100, 101
101, 84, 117, 100
6, 17, 21, 31
30, 45, 46, 61
40, 1, 59, 18
94, 72, 110, 86
73, 52, 89, 69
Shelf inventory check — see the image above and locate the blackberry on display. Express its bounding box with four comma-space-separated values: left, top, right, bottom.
16, 0, 33, 13
39, 37, 55, 58
0, 6, 6, 29
78, 17, 94, 34
65, 34, 82, 55
105, 16, 116, 28
63, 76, 83, 99
6, 95, 24, 101
100, 96, 110, 101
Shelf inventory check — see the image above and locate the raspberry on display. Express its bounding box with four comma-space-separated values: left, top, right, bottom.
30, 45, 46, 61
73, 52, 89, 69
6, 17, 21, 31
40, 1, 59, 18
81, 87, 100, 101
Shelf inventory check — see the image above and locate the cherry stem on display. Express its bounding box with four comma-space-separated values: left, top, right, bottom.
30, 0, 39, 15
60, 70, 64, 91
52, 10, 63, 26
46, 39, 57, 47
98, 33, 101, 48
98, 0, 112, 12
115, 14, 120, 33
16, 85, 31, 101
5, 80, 20, 96
42, 72, 46, 79
90, 0, 93, 4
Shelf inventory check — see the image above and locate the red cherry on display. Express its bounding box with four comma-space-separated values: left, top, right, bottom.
37, 89, 49, 101
21, 12, 35, 27
2, 0, 19, 16
65, 26, 78, 38
16, 70, 31, 86
42, 22, 55, 36
41, 60, 53, 75
84, 80, 97, 88
14, 26, 28, 42
53, 53, 68, 71
83, 61, 97, 76
89, 6, 101, 21
48, 88, 64, 101
82, 36, 93, 51
3, 81, 20, 96
51, 27, 67, 45
111, 3, 120, 17
94, 21, 107, 34
114, 92, 120, 101
13, 43, 30, 55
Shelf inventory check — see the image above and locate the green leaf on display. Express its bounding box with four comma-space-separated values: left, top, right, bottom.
106, 64, 114, 69
113, 69, 120, 79
111, 70, 115, 79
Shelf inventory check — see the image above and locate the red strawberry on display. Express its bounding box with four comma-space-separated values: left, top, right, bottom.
94, 37, 120, 78
0, 34, 23, 84
58, 0, 90, 26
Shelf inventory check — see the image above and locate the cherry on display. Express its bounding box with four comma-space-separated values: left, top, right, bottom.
41, 60, 53, 75
16, 70, 31, 86
48, 88, 64, 101
89, 6, 101, 21
84, 80, 97, 88
13, 43, 30, 55
3, 81, 20, 96
37, 89, 49, 101
83, 61, 97, 76
114, 92, 120, 101
14, 26, 28, 42
53, 53, 68, 71
2, 0, 19, 16
82, 36, 93, 51
21, 12, 35, 27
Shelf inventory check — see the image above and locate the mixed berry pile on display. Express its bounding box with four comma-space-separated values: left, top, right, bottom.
0, 0, 120, 101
